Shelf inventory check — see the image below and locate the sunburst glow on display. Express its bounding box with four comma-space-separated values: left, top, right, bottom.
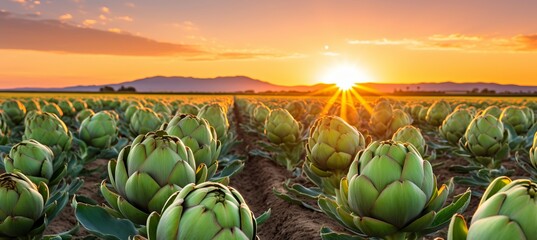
320, 64, 369, 90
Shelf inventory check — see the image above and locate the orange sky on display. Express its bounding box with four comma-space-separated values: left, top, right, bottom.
1, 0, 537, 88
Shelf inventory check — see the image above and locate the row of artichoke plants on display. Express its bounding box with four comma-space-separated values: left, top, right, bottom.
237, 96, 537, 240
0, 97, 268, 239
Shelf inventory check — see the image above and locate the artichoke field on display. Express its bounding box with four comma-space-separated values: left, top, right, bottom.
0, 93, 536, 239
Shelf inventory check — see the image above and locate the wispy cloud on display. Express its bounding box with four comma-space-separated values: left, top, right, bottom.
348, 34, 537, 53
116, 16, 133, 22
58, 13, 72, 21
101, 7, 110, 14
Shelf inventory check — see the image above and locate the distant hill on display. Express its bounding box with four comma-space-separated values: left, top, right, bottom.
4, 76, 537, 93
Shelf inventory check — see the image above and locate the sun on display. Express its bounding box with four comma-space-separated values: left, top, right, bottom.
320, 63, 369, 90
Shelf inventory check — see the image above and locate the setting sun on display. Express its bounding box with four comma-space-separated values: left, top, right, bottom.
320, 64, 369, 90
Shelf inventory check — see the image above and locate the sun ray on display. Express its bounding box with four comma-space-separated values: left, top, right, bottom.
349, 87, 373, 113
340, 89, 348, 120
321, 88, 341, 116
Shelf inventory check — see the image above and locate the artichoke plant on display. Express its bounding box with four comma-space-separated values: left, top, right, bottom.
75, 109, 95, 124
439, 109, 473, 145
480, 106, 502, 119
0, 172, 49, 238
392, 125, 426, 157
530, 131, 537, 169
305, 116, 366, 195
58, 100, 76, 117
179, 103, 199, 115
125, 104, 142, 123
448, 177, 536, 240
1, 100, 26, 124
198, 104, 230, 142
4, 140, 66, 186
285, 100, 306, 121
24, 99, 41, 112
499, 106, 532, 135
162, 114, 221, 179
42, 103, 63, 118
426, 100, 452, 126
130, 107, 163, 136
388, 109, 412, 136
418, 107, 429, 123
0, 111, 10, 144
79, 111, 119, 149
264, 108, 301, 145
460, 114, 509, 168
101, 130, 206, 225
146, 182, 257, 240
72, 100, 88, 112
23, 111, 72, 157
368, 99, 393, 138
320, 140, 470, 239
251, 104, 270, 129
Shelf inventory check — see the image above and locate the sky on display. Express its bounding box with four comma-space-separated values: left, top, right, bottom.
1, 0, 537, 88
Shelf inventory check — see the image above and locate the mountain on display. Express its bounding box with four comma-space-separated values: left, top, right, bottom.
4, 76, 537, 93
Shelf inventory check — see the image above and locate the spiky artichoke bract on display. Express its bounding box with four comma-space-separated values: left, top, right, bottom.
79, 111, 119, 149
439, 109, 473, 145
162, 114, 221, 179
264, 108, 301, 145
335, 140, 469, 239
4, 140, 66, 186
147, 182, 257, 240
23, 111, 72, 157
0, 172, 48, 238
461, 114, 508, 168
426, 100, 452, 126
305, 116, 365, 195
130, 107, 163, 135
101, 130, 204, 225
392, 125, 426, 156
448, 177, 537, 240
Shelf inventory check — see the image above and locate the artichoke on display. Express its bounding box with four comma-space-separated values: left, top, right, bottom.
334, 140, 469, 238
24, 99, 41, 112
130, 107, 162, 135
198, 104, 229, 142
285, 100, 306, 121
101, 130, 204, 225
426, 100, 452, 126
369, 99, 393, 138
530, 131, 537, 169
388, 109, 412, 136
461, 114, 508, 168
264, 108, 301, 145
3, 139, 64, 185
448, 177, 537, 240
439, 109, 473, 145
481, 106, 502, 119
72, 100, 88, 112
42, 103, 63, 118
410, 104, 423, 120
162, 114, 221, 179
0, 111, 9, 145
1, 100, 26, 124
179, 103, 200, 115
58, 100, 76, 117
305, 116, 366, 195
499, 106, 532, 135
146, 182, 257, 240
75, 109, 95, 124
23, 111, 72, 156
392, 125, 426, 156
0, 172, 48, 238
79, 111, 118, 149
418, 107, 429, 123
125, 104, 142, 123
251, 104, 270, 128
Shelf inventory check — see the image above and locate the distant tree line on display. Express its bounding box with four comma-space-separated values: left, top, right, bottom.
99, 85, 136, 92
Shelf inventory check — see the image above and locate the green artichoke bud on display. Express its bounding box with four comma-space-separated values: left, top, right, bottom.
448, 177, 536, 240
79, 111, 118, 149
392, 125, 426, 156
369, 99, 393, 138
481, 106, 502, 119
23, 111, 72, 156
285, 100, 306, 121
530, 131, 537, 169
147, 182, 256, 240
58, 100, 76, 117
426, 100, 452, 126
410, 104, 423, 120
4, 140, 65, 185
388, 109, 412, 136
0, 172, 47, 238
24, 99, 41, 112
85, 98, 103, 110
75, 109, 95, 124
264, 108, 301, 145
418, 107, 429, 123
340, 140, 454, 238
162, 114, 221, 179
251, 104, 270, 127
521, 106, 535, 125
305, 116, 366, 195
42, 103, 63, 118
130, 107, 163, 135
499, 106, 531, 135
72, 100, 88, 112
179, 103, 199, 115
1, 100, 26, 124
462, 114, 508, 168
198, 104, 229, 142
125, 104, 142, 123
308, 102, 324, 116
439, 109, 473, 145
101, 130, 203, 225
0, 111, 9, 145
153, 102, 172, 118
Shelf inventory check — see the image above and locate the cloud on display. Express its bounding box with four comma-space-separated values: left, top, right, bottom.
101, 7, 110, 14
108, 28, 121, 33
187, 50, 305, 61
0, 13, 204, 56
116, 16, 133, 22
173, 21, 198, 31
58, 13, 72, 21
348, 34, 537, 53
82, 19, 96, 26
